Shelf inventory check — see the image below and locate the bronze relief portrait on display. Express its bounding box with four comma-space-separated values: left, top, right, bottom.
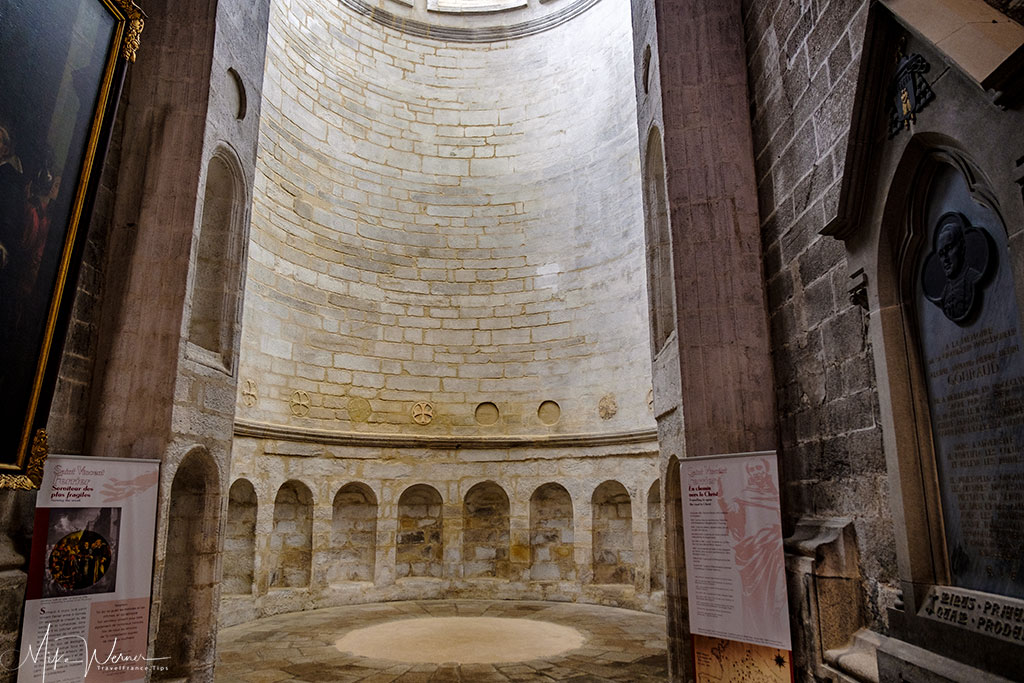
921, 211, 994, 324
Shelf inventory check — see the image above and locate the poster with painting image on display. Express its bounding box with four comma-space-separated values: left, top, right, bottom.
41, 507, 121, 599
12, 455, 161, 683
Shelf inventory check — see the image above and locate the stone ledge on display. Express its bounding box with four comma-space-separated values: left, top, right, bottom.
876, 633, 1016, 683
234, 418, 658, 450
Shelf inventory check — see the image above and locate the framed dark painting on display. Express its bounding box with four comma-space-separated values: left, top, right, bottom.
0, 0, 142, 489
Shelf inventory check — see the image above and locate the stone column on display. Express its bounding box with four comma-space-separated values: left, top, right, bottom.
508, 496, 531, 583
645, 0, 776, 677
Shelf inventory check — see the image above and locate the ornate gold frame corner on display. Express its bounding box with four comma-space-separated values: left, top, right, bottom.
0, 430, 48, 491
114, 0, 145, 63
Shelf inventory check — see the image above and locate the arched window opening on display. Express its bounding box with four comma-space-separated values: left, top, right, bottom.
188, 150, 246, 370
644, 127, 674, 354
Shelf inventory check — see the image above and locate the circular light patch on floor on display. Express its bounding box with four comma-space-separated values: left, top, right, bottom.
335, 616, 586, 663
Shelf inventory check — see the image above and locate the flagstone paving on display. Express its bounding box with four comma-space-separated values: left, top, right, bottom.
215, 600, 668, 682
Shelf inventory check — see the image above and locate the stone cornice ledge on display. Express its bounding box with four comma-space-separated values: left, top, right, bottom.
234, 419, 658, 450
339, 0, 603, 43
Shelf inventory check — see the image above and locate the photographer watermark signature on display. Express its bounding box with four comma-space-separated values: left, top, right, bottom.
1, 624, 169, 681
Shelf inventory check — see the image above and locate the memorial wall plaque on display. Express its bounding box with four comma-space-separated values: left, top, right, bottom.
915, 165, 1024, 599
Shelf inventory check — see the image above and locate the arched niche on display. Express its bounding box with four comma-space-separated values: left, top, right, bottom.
270, 480, 313, 588
329, 482, 377, 583
647, 479, 664, 591
591, 480, 634, 584
154, 450, 220, 679
187, 147, 247, 371
462, 481, 510, 579
529, 483, 575, 582
827, 10, 1024, 676
396, 484, 443, 578
224, 478, 257, 595
643, 126, 674, 354
882, 145, 1024, 598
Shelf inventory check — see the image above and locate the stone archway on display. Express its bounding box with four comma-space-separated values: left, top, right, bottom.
330, 482, 377, 583
397, 484, 443, 578
529, 483, 575, 582
591, 481, 634, 585
224, 478, 257, 595
154, 450, 220, 679
463, 481, 510, 579
270, 480, 313, 588
647, 479, 664, 591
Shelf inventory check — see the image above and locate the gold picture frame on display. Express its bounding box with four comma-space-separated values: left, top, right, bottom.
0, 0, 143, 489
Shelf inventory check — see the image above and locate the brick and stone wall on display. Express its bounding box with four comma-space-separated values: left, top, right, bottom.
741, 0, 898, 635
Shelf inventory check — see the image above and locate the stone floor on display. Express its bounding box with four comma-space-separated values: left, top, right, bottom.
215, 599, 669, 682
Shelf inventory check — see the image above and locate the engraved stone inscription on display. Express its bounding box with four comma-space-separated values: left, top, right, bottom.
918, 585, 1024, 646
915, 167, 1024, 599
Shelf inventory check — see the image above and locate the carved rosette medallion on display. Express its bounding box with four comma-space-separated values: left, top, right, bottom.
289, 390, 311, 417
411, 401, 434, 425
348, 397, 372, 423
598, 394, 617, 420
241, 379, 258, 407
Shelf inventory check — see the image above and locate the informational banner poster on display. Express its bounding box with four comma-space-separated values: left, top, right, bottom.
13, 455, 161, 682
693, 634, 793, 683
680, 451, 792, 651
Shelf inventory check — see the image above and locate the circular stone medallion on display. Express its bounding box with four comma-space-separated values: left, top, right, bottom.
598, 393, 617, 420
335, 616, 586, 663
347, 397, 372, 423
474, 402, 499, 425
538, 400, 561, 425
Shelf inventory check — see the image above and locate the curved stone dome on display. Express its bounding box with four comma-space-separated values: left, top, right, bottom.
238, 0, 654, 438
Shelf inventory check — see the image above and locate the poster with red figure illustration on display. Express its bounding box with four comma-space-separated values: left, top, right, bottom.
680, 451, 791, 650
10, 456, 162, 682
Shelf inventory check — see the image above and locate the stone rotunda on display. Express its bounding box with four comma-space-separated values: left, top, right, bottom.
218, 0, 663, 632
8, 0, 1022, 680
